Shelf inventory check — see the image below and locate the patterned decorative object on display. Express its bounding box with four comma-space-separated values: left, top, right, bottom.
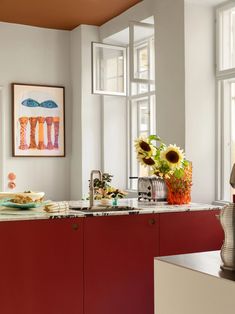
8, 182, 16, 189
45, 117, 54, 150
18, 117, 29, 150
8, 173, 16, 180
220, 203, 235, 270
12, 83, 65, 157
165, 164, 192, 205
138, 176, 167, 202
29, 117, 38, 149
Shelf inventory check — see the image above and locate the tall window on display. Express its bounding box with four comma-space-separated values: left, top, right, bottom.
128, 21, 156, 190
92, 19, 156, 190
216, 2, 235, 201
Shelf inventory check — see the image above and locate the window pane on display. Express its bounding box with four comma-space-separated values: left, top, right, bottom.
218, 5, 235, 71
130, 22, 155, 81
129, 96, 156, 189
92, 43, 126, 95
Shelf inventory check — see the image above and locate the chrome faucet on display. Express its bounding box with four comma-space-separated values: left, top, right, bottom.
89, 170, 102, 208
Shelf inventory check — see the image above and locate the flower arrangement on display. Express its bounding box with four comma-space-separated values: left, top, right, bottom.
93, 173, 127, 203
135, 135, 192, 204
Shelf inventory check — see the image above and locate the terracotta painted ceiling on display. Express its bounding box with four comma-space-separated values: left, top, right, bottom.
0, 0, 141, 30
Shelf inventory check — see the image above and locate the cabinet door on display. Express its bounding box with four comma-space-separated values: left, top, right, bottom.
0, 218, 83, 314
84, 214, 159, 314
159, 210, 224, 256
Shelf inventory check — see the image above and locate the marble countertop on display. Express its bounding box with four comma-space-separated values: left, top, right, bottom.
0, 198, 222, 222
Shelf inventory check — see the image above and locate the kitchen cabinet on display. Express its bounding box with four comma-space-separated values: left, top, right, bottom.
0, 218, 83, 314
84, 214, 159, 314
159, 210, 224, 256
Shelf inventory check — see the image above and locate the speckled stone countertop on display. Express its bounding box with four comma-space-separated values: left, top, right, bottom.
0, 199, 223, 222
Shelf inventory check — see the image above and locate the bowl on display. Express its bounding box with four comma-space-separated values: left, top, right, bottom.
16, 192, 45, 202
0, 191, 45, 201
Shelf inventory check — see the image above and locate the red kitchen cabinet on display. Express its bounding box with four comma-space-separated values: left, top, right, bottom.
0, 218, 83, 314
159, 210, 224, 256
84, 214, 159, 314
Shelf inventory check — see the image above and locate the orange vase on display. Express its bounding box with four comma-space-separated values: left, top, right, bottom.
165, 164, 192, 205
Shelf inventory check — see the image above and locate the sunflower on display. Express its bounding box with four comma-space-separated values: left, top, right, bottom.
137, 153, 156, 167
160, 144, 184, 170
135, 137, 156, 157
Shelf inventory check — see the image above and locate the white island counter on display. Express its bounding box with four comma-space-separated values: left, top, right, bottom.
154, 251, 235, 314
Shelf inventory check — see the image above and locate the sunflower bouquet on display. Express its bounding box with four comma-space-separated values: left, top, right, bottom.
135, 135, 192, 204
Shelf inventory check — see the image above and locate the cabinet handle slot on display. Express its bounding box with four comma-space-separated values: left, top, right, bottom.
148, 218, 156, 225
72, 223, 79, 230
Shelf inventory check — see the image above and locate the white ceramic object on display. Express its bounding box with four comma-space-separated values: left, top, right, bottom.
16, 192, 45, 201
0, 191, 45, 201
99, 198, 112, 206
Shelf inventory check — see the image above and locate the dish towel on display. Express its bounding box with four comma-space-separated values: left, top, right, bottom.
44, 201, 69, 213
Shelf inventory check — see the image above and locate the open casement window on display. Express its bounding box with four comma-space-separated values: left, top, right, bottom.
216, 2, 235, 76
129, 21, 155, 85
92, 42, 127, 96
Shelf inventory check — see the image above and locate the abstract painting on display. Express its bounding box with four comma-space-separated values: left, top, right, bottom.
12, 83, 65, 157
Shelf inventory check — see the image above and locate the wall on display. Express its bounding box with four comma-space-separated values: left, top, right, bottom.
0, 0, 219, 203
154, 0, 185, 149
100, 0, 186, 189
99, 0, 153, 41
102, 96, 127, 189
70, 25, 101, 199
70, 26, 82, 199
185, 1, 216, 203
0, 22, 71, 201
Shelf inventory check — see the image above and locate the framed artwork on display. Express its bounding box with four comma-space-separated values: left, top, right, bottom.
12, 83, 65, 157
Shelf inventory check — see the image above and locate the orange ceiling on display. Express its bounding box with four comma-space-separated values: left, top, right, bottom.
0, 0, 141, 30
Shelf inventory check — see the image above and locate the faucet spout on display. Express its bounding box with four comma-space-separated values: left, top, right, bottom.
89, 170, 102, 209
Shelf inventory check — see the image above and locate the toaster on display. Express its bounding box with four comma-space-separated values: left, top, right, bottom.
138, 176, 167, 202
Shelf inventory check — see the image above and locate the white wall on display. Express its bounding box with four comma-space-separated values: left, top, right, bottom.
102, 96, 127, 189
70, 26, 83, 199
0, 22, 71, 201
99, 0, 153, 41
154, 0, 185, 149
0, 0, 218, 203
70, 25, 101, 199
185, 2, 216, 203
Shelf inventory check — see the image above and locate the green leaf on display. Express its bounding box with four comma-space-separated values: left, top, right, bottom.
148, 134, 161, 143
173, 168, 184, 179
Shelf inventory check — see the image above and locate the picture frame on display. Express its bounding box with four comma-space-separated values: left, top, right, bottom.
12, 83, 65, 157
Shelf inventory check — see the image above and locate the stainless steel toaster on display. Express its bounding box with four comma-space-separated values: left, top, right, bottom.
138, 176, 167, 202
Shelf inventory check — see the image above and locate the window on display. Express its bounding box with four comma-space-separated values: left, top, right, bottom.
91, 19, 156, 191
128, 21, 156, 190
92, 42, 127, 96
216, 2, 235, 201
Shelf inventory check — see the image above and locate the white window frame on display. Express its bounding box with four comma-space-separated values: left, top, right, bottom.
216, 1, 235, 77
92, 42, 127, 96
127, 20, 156, 190
0, 86, 5, 190
129, 21, 155, 85
216, 1, 235, 201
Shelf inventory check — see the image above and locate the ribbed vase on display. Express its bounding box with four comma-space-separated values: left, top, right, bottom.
220, 203, 235, 270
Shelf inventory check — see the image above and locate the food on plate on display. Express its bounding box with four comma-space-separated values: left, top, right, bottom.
10, 193, 44, 204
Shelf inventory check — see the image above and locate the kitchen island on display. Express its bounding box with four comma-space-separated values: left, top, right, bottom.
154, 251, 235, 314
0, 200, 224, 314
